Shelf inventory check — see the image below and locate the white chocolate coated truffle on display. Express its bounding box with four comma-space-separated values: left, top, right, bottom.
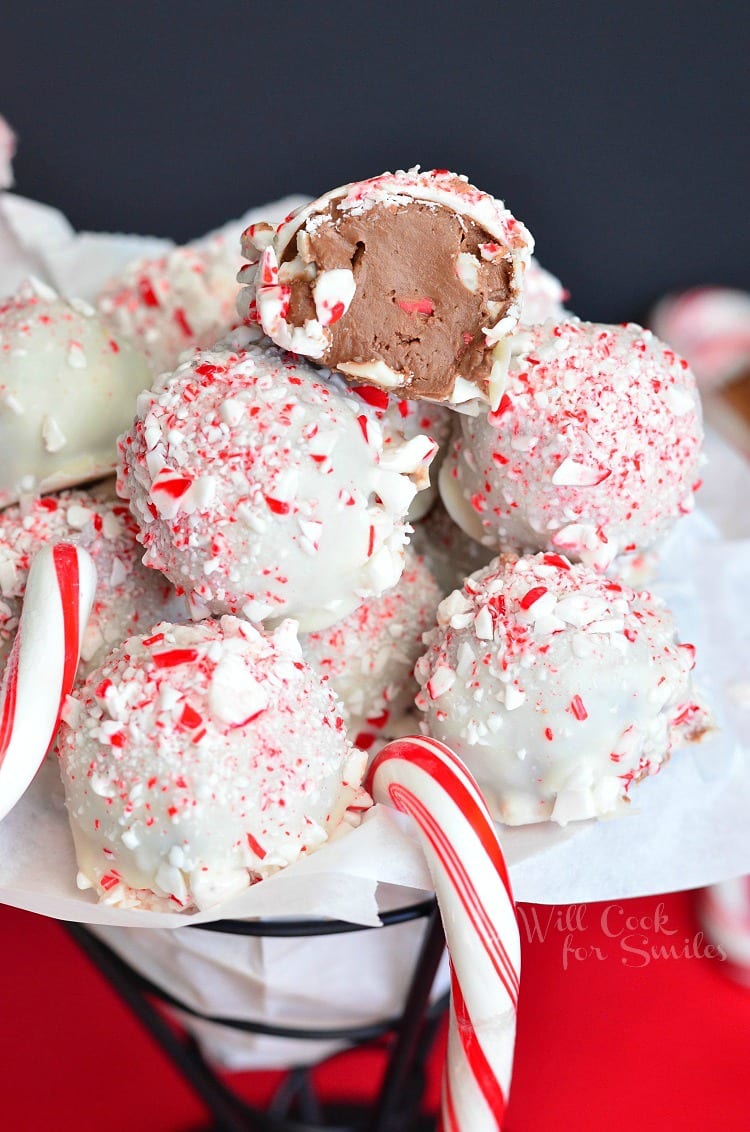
117, 334, 437, 631
0, 279, 152, 507
96, 243, 241, 377
0, 486, 187, 677
415, 554, 708, 826
303, 548, 442, 748
58, 617, 368, 912
440, 321, 703, 571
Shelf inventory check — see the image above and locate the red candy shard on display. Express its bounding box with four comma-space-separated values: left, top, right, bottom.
138, 278, 160, 308
151, 475, 192, 500
543, 554, 571, 571
519, 586, 548, 610
178, 703, 203, 731
173, 308, 193, 337
352, 384, 391, 410
489, 394, 513, 424
396, 297, 435, 316
263, 495, 291, 515
152, 648, 199, 669
569, 695, 588, 721
247, 832, 267, 859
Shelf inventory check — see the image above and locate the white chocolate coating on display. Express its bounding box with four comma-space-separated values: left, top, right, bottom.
96, 242, 241, 378
440, 321, 703, 571
302, 548, 442, 748
415, 554, 708, 826
118, 333, 437, 631
0, 279, 152, 508
58, 616, 368, 911
0, 486, 186, 678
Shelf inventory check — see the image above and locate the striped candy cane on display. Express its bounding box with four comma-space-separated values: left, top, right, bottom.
367, 735, 520, 1131
0, 542, 97, 822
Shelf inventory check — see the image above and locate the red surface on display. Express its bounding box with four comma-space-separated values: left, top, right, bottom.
1, 891, 748, 1130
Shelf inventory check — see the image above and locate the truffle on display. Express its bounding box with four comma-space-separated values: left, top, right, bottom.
520, 257, 569, 326
303, 548, 442, 749
58, 617, 368, 911
97, 243, 241, 377
440, 321, 703, 571
118, 332, 437, 631
415, 553, 708, 825
0, 279, 151, 507
238, 168, 533, 407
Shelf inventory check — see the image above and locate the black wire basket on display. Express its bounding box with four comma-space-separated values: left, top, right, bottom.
65, 896, 448, 1131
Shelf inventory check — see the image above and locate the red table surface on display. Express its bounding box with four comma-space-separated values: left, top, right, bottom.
1, 890, 748, 1130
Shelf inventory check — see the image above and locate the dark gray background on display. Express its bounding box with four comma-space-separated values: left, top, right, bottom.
2, 2, 748, 322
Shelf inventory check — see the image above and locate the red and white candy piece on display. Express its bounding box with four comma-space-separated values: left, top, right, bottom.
368, 735, 520, 1130
0, 543, 96, 822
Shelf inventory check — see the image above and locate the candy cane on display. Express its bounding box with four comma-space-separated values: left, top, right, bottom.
698, 877, 750, 985
0, 542, 97, 822
367, 735, 520, 1131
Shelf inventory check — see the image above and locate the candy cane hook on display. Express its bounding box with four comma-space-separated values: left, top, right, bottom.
0, 542, 97, 822
367, 734, 520, 1131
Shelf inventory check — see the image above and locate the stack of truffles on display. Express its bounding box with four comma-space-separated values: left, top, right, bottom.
0, 163, 708, 914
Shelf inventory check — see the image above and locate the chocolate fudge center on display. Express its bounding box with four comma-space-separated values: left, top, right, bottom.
281, 200, 514, 400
